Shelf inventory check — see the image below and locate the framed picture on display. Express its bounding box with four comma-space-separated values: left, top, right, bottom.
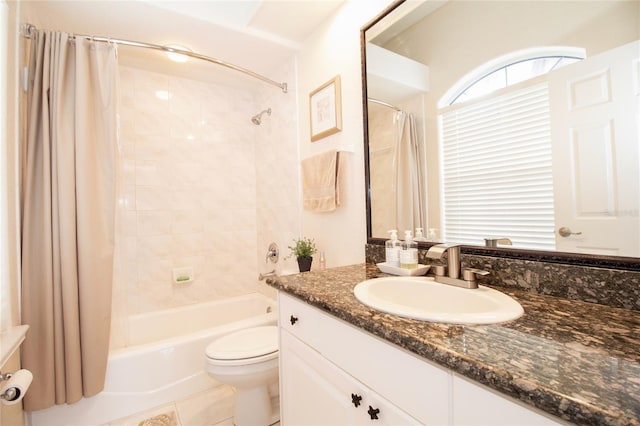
309, 75, 342, 141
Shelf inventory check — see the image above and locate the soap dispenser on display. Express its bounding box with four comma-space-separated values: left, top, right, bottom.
414, 227, 427, 242
427, 228, 439, 242
400, 230, 418, 269
385, 230, 401, 266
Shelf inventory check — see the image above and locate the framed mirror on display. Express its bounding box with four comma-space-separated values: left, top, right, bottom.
361, 0, 640, 270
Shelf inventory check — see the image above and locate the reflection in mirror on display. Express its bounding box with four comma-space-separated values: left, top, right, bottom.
364, 0, 640, 259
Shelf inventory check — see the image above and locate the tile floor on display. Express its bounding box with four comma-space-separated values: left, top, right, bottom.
105, 385, 279, 426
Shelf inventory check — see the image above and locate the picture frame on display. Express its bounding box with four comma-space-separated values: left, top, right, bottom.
309, 75, 342, 141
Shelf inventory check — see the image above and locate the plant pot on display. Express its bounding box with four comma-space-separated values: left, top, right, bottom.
297, 256, 313, 272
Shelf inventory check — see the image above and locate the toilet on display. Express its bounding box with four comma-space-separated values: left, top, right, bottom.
205, 325, 279, 426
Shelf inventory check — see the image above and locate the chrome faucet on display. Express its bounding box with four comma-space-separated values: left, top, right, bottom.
426, 243, 488, 289
484, 237, 512, 247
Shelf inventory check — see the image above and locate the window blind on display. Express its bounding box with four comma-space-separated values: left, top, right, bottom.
439, 82, 556, 250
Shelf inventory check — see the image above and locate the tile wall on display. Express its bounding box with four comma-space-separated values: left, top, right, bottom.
254, 63, 302, 288
111, 63, 299, 349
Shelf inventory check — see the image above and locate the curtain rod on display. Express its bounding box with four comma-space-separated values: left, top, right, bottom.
368, 98, 402, 112
22, 23, 288, 94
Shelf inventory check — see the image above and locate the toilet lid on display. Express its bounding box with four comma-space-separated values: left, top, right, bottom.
206, 326, 278, 360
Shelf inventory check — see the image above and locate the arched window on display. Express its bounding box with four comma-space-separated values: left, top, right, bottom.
438, 47, 584, 249
439, 47, 585, 107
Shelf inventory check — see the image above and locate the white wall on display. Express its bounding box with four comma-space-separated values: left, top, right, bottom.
1, 0, 22, 333
296, 0, 394, 268
0, 0, 10, 332
1, 1, 26, 424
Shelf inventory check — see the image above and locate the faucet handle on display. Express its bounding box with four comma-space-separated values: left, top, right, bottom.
484, 238, 512, 247
265, 242, 279, 263
462, 268, 489, 282
433, 264, 447, 277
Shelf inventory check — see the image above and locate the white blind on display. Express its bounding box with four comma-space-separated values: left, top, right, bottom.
439, 82, 556, 250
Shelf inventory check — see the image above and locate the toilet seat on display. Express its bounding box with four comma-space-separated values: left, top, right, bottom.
206, 326, 278, 366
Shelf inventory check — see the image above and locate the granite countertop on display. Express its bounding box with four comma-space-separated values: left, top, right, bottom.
267, 263, 640, 426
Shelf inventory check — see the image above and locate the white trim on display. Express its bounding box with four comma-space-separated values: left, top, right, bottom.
438, 46, 586, 108
0, 0, 10, 332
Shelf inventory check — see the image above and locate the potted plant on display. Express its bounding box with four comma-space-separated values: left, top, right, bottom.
287, 237, 317, 272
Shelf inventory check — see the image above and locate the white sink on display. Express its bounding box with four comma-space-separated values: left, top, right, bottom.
354, 276, 524, 324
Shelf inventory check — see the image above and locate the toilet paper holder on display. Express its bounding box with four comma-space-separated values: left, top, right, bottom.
0, 370, 32, 404
1, 371, 17, 402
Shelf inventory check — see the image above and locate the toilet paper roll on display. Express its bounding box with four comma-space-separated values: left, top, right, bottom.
0, 369, 33, 405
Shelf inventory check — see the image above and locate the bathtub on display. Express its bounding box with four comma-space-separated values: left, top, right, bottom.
29, 293, 277, 426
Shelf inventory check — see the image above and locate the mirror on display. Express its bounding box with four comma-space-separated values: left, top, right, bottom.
362, 0, 640, 266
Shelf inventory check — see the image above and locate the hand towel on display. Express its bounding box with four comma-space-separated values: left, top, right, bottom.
302, 149, 343, 212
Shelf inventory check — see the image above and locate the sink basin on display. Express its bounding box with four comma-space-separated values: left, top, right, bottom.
354, 276, 523, 324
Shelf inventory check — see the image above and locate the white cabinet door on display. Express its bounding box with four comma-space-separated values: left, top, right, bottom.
280, 330, 359, 425
280, 330, 421, 426
452, 375, 564, 425
279, 292, 451, 425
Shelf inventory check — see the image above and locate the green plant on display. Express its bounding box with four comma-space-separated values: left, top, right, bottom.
286, 237, 317, 259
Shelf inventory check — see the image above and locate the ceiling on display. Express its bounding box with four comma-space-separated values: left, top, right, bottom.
26, 0, 346, 89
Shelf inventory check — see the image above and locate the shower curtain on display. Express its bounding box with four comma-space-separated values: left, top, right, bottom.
393, 111, 424, 235
21, 30, 118, 411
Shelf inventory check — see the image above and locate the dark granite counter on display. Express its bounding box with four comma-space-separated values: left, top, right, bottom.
267, 263, 640, 426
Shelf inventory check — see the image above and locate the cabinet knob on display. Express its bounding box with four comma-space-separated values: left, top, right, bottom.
289, 315, 298, 325
367, 406, 380, 420
351, 393, 362, 408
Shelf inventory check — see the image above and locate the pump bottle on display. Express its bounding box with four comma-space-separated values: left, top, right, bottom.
319, 251, 326, 271
385, 230, 401, 266
400, 230, 418, 269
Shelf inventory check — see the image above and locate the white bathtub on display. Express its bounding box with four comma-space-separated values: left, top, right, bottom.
29, 293, 277, 426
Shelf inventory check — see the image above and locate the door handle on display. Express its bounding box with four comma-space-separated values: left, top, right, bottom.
558, 227, 582, 238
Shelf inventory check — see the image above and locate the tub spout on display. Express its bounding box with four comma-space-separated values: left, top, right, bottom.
258, 270, 276, 281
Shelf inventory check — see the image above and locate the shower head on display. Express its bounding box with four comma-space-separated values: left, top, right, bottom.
251, 108, 271, 125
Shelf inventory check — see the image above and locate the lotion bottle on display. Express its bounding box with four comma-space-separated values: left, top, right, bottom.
400, 230, 418, 269
385, 230, 401, 266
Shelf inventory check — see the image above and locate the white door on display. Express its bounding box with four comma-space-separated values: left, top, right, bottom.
549, 40, 640, 256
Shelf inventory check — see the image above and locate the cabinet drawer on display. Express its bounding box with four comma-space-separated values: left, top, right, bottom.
278, 292, 450, 425
278, 292, 326, 349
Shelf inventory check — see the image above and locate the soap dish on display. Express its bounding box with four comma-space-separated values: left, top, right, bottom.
376, 262, 430, 276
173, 267, 194, 284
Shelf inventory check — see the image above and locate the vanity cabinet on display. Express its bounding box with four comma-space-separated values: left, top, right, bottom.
278, 292, 562, 425
278, 292, 450, 425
